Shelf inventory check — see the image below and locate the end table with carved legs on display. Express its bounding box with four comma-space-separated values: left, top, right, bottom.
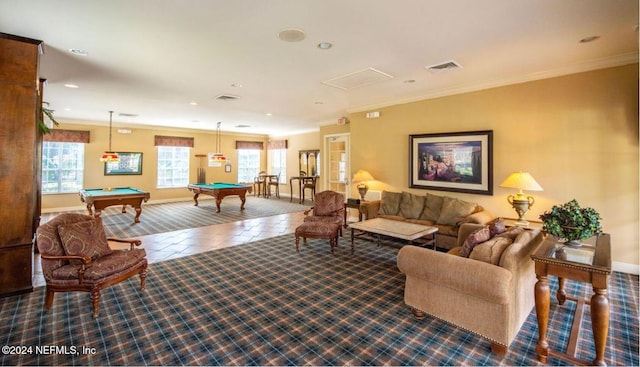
531, 234, 611, 366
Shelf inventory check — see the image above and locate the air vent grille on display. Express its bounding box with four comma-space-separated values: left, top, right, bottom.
118, 113, 138, 117
322, 68, 394, 90
425, 60, 463, 73
216, 94, 240, 101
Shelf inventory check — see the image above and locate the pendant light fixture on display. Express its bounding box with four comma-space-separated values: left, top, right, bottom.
100, 111, 119, 162
209, 121, 226, 166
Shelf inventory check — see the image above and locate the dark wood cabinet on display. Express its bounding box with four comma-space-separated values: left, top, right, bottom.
0, 33, 43, 298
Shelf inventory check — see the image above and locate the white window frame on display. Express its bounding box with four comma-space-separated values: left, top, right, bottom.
237, 149, 261, 183
41, 141, 85, 194
157, 146, 190, 188
269, 148, 287, 183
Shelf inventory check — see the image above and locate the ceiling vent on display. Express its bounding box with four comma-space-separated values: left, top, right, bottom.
322, 67, 394, 90
425, 60, 463, 73
216, 94, 240, 101
118, 113, 138, 117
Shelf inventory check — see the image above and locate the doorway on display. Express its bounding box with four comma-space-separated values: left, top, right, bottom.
323, 133, 350, 199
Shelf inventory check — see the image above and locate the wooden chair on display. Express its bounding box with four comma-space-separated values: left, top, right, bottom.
253, 171, 267, 197
35, 213, 147, 318
267, 173, 281, 198
301, 176, 317, 203
303, 190, 345, 236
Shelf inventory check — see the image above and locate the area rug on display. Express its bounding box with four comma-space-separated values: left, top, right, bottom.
41, 196, 308, 238
1, 235, 637, 366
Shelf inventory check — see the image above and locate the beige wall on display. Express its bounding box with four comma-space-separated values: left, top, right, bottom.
342, 64, 638, 270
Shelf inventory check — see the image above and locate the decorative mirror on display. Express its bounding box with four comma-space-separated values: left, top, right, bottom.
299, 150, 320, 176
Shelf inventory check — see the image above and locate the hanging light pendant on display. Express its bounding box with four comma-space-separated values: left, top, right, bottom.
100, 110, 119, 162
209, 121, 226, 166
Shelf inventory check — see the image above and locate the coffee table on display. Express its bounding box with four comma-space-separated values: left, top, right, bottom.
349, 218, 438, 252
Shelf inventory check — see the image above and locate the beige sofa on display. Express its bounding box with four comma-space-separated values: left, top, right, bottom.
359, 191, 494, 249
397, 223, 544, 354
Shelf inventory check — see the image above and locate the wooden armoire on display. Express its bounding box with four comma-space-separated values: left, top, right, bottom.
0, 33, 44, 298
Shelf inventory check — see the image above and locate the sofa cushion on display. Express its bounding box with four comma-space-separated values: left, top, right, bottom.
469, 236, 513, 265
459, 226, 491, 257
378, 191, 402, 216
495, 226, 525, 241
399, 192, 426, 219
58, 219, 112, 265
419, 193, 444, 222
436, 197, 477, 226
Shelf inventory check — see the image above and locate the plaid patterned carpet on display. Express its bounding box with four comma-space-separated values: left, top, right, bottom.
42, 196, 308, 238
1, 235, 637, 366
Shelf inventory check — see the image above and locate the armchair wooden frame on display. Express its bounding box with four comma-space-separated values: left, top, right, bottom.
41, 237, 147, 318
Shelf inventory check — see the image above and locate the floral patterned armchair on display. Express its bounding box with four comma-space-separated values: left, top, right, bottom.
303, 190, 346, 236
35, 213, 147, 318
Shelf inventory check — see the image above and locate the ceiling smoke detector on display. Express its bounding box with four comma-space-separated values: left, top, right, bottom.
425, 60, 463, 73
215, 94, 240, 101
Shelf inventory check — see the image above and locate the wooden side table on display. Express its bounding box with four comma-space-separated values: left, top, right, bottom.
531, 234, 611, 366
344, 201, 363, 228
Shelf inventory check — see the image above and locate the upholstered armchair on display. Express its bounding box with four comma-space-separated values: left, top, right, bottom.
35, 213, 147, 318
303, 190, 345, 235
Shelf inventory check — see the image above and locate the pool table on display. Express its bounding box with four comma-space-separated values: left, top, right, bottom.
187, 183, 253, 213
79, 187, 151, 223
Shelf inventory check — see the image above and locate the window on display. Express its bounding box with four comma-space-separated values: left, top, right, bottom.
42, 142, 84, 193
157, 146, 190, 188
270, 148, 287, 183
237, 149, 261, 183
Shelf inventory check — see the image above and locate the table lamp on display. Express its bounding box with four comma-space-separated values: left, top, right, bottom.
352, 170, 375, 201
499, 171, 543, 226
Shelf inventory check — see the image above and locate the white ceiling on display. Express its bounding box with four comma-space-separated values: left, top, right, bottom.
1, 0, 637, 136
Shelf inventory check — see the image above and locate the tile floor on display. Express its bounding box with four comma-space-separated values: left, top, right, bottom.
33, 211, 308, 288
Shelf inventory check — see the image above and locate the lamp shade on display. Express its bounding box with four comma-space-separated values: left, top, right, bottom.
499, 172, 543, 191
100, 151, 119, 163
352, 170, 375, 183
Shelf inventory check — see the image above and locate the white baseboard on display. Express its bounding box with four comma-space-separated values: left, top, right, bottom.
613, 261, 639, 275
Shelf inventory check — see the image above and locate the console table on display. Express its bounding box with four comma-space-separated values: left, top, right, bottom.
531, 234, 611, 366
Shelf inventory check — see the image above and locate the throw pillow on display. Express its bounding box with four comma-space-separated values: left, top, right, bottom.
495, 226, 525, 241
58, 219, 112, 265
399, 192, 426, 219
459, 226, 491, 257
488, 217, 506, 237
378, 191, 402, 216
419, 193, 444, 222
469, 236, 514, 265
436, 197, 478, 226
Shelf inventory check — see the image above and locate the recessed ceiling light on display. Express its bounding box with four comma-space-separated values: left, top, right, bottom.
69, 48, 88, 56
64, 83, 79, 88
266, 113, 272, 116
231, 83, 243, 88
579, 36, 600, 43
404, 79, 416, 84
314, 101, 324, 105
278, 28, 306, 42
236, 124, 251, 128
317, 42, 333, 50
64, 108, 71, 111
189, 101, 198, 106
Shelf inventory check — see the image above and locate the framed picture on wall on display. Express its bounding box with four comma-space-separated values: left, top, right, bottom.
104, 152, 143, 175
409, 130, 493, 195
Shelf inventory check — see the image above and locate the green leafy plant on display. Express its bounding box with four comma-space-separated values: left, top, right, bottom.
539, 199, 602, 243
39, 101, 59, 134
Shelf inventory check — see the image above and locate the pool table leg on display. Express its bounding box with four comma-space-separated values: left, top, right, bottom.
121, 205, 127, 214
134, 206, 142, 223
240, 193, 246, 210
85, 204, 94, 216
215, 198, 222, 213
192, 192, 200, 206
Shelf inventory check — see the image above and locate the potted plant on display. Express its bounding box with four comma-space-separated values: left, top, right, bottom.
39, 101, 59, 134
539, 199, 603, 247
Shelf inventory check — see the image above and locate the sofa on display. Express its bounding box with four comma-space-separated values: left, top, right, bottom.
358, 191, 494, 249
397, 222, 544, 354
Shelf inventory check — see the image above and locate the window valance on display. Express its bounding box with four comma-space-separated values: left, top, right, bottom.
235, 141, 264, 150
154, 135, 194, 147
44, 129, 90, 143
268, 140, 288, 149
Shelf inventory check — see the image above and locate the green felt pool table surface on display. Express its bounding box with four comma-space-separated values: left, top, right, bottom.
81, 187, 147, 196
78, 187, 151, 223
187, 183, 252, 213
